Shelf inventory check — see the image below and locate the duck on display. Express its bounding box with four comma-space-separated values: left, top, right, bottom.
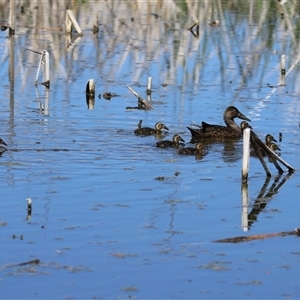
134, 120, 169, 135
266, 143, 281, 163
0, 138, 7, 146
251, 140, 281, 157
240, 121, 252, 132
178, 142, 208, 155
268, 143, 281, 152
156, 134, 185, 148
265, 134, 277, 146
102, 92, 117, 100
256, 134, 278, 150
187, 106, 251, 139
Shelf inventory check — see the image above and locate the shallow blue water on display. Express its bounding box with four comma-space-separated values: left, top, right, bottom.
0, 0, 300, 299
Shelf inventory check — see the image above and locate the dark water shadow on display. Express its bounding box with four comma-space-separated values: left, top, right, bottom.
247, 173, 293, 229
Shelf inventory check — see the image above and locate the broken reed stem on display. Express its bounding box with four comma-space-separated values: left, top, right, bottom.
250, 133, 271, 177
214, 228, 300, 243
66, 10, 82, 35
43, 50, 50, 88
147, 77, 152, 94
242, 128, 251, 183
241, 182, 249, 232
188, 21, 199, 31
35, 51, 44, 85
251, 132, 295, 173
9, 0, 15, 34
86, 79, 95, 95
126, 85, 141, 99
126, 85, 152, 109
281, 54, 286, 75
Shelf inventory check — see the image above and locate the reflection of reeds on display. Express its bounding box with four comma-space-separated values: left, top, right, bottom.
1, 0, 300, 92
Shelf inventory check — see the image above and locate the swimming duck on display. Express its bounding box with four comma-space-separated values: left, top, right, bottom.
102, 92, 117, 100
268, 143, 281, 152
134, 120, 169, 135
156, 134, 185, 148
256, 134, 278, 151
251, 140, 281, 157
178, 142, 208, 155
187, 106, 251, 139
265, 134, 277, 146
240, 121, 252, 132
0, 138, 7, 147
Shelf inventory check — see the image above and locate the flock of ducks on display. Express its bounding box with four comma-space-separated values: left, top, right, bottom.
0, 106, 281, 158
133, 106, 281, 159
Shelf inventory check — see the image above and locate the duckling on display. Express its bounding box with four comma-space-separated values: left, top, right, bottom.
251, 141, 281, 157
267, 143, 281, 163
255, 134, 278, 154
240, 121, 252, 132
134, 120, 169, 135
268, 143, 281, 152
102, 92, 117, 100
265, 134, 277, 146
156, 134, 185, 148
178, 142, 208, 155
209, 20, 220, 27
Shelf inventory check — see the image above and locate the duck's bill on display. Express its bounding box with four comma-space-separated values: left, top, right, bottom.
163, 125, 169, 130
238, 112, 251, 122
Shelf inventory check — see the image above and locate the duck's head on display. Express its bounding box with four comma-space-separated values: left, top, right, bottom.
155, 122, 169, 131
268, 143, 281, 152
240, 121, 252, 131
265, 134, 277, 144
173, 134, 185, 143
224, 106, 251, 122
195, 143, 205, 150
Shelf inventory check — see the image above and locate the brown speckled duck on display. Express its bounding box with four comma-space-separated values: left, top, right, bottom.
178, 142, 208, 155
156, 134, 185, 148
187, 106, 251, 139
134, 120, 169, 135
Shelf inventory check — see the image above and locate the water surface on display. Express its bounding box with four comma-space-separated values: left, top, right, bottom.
0, 0, 300, 299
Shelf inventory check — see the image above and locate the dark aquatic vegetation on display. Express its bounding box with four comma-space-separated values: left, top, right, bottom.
0, 138, 7, 155
187, 106, 250, 140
